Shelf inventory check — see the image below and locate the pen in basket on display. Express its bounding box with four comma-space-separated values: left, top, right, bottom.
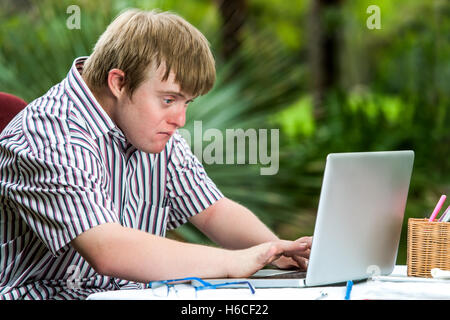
428, 195, 446, 222
438, 205, 450, 222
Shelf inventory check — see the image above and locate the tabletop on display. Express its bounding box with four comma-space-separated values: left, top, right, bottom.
87, 266, 450, 300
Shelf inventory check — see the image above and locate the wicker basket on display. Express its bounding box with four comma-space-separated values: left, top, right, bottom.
407, 218, 450, 278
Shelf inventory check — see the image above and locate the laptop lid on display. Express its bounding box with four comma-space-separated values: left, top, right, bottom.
305, 150, 414, 286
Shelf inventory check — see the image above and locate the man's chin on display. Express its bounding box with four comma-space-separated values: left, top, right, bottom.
136, 143, 166, 154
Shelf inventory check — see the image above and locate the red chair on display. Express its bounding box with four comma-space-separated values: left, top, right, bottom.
0, 92, 27, 132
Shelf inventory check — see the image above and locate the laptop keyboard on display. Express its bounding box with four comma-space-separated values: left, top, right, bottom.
250, 271, 307, 279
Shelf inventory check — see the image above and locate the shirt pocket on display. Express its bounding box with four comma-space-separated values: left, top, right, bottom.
127, 199, 171, 237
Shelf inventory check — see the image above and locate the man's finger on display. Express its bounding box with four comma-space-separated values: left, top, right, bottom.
281, 240, 308, 251
282, 249, 310, 259
295, 236, 313, 248
292, 256, 309, 271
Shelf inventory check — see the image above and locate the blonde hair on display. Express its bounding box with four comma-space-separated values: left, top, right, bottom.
83, 9, 215, 97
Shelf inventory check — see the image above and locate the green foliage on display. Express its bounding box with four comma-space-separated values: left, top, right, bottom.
1, 0, 448, 264
272, 95, 316, 139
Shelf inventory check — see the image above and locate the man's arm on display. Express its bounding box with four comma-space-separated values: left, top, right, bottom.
70, 221, 308, 283
189, 197, 278, 249
189, 197, 312, 269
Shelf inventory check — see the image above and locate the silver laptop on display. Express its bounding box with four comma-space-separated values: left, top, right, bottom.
204, 150, 415, 288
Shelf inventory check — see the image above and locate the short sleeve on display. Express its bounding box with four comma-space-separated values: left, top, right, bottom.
11, 142, 118, 257
165, 133, 224, 229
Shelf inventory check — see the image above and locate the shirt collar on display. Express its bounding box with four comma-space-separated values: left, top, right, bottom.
64, 56, 123, 140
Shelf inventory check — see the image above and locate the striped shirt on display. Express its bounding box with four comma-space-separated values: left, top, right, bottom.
0, 57, 223, 300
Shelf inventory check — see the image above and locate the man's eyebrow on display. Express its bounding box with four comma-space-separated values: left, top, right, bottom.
157, 90, 185, 98
157, 91, 195, 102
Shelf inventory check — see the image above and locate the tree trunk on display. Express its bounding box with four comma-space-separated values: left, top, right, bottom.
308, 0, 343, 118
214, 0, 248, 62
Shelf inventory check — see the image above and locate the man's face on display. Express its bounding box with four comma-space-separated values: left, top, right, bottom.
114, 65, 194, 153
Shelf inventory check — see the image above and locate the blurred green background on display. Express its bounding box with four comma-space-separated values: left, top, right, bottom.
1, 0, 449, 264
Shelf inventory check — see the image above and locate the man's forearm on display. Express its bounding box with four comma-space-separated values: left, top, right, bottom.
190, 198, 280, 249
71, 221, 306, 283
71, 223, 232, 283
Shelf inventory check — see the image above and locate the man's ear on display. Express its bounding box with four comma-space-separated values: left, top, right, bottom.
107, 69, 126, 99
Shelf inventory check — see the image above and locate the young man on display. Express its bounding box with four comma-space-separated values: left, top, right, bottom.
0, 9, 311, 300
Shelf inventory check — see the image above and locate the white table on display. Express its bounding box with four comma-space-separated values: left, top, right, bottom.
87, 266, 450, 300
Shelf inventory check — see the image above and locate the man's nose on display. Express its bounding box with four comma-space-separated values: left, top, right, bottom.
168, 104, 186, 128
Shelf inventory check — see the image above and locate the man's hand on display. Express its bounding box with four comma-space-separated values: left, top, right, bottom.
227, 239, 311, 278
190, 198, 313, 276
269, 236, 312, 271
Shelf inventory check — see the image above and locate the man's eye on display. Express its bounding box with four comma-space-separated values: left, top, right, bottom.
163, 98, 174, 104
